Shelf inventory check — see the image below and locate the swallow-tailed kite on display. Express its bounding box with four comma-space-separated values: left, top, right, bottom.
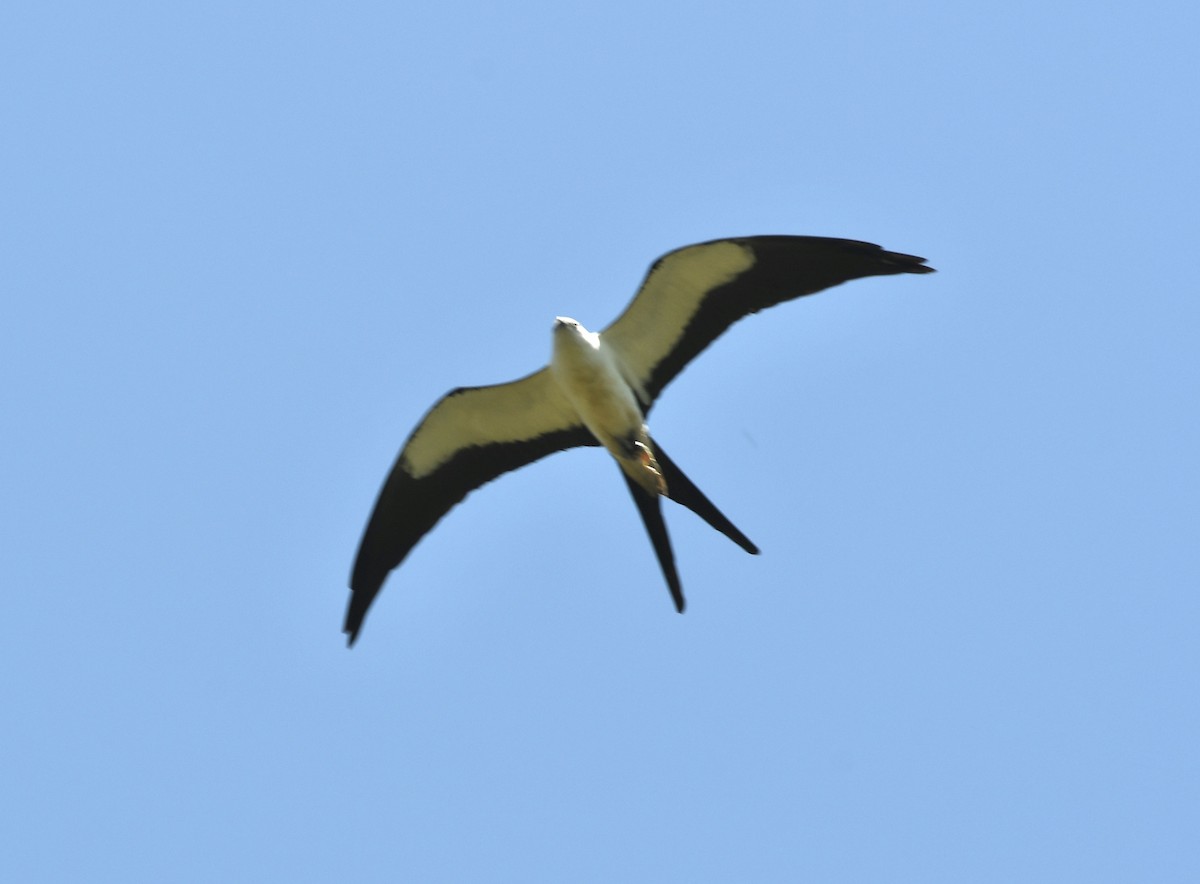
345, 236, 934, 645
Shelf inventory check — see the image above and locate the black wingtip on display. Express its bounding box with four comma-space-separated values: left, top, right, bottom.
343, 599, 365, 648
884, 249, 935, 274
343, 574, 378, 648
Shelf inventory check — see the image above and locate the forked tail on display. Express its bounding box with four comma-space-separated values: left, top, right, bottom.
653, 441, 759, 555
621, 470, 686, 612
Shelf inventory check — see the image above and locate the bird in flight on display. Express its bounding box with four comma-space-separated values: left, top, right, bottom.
345, 236, 934, 645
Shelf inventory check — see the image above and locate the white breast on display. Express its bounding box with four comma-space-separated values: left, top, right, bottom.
549, 317, 646, 458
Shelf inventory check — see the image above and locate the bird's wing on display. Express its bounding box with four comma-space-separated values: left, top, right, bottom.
346, 367, 598, 645
601, 236, 935, 410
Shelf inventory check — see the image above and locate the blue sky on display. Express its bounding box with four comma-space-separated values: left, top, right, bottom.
3, 1, 1197, 881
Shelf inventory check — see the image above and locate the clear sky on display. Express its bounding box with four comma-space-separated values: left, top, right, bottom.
3, 1, 1197, 881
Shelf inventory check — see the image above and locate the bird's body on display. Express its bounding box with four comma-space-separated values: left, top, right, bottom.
345, 235, 935, 646
551, 317, 663, 494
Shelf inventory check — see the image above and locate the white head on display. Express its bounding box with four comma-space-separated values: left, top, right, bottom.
551, 316, 601, 364
553, 315, 598, 343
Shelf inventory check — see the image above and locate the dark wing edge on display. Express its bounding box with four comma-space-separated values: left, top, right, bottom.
346, 423, 597, 646
345, 367, 598, 647
608, 236, 935, 409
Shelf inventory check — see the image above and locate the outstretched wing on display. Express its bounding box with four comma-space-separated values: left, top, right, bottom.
346, 367, 598, 646
601, 236, 935, 410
